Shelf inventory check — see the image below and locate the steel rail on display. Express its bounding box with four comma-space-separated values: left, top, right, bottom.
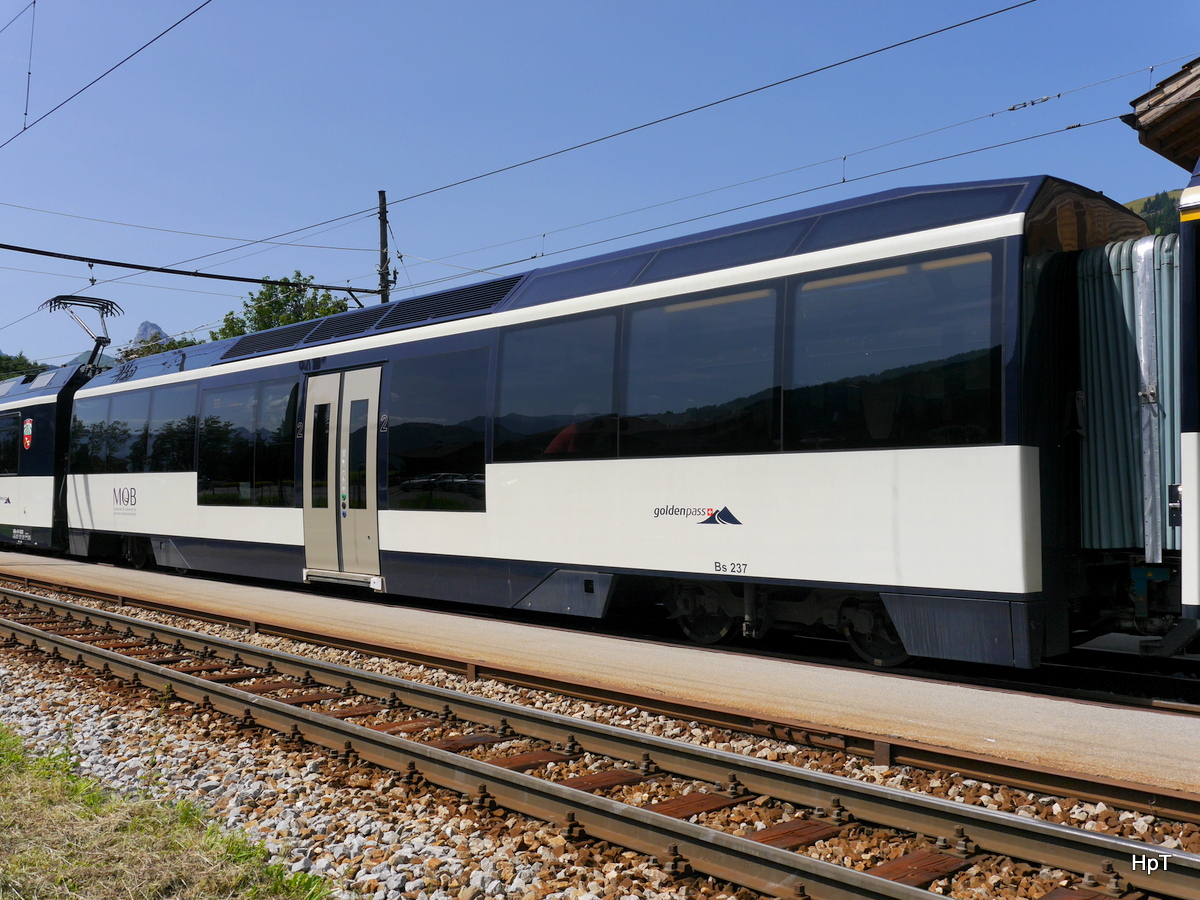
2, 591, 1199, 900
0, 615, 929, 900
4, 575, 1200, 825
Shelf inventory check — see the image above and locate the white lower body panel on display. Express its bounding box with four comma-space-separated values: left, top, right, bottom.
67, 473, 303, 546
0, 476, 53, 529
1182, 432, 1199, 611
378, 444, 1042, 595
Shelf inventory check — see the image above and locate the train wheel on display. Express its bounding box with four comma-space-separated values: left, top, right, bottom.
124, 537, 154, 570
669, 582, 738, 644
841, 599, 910, 667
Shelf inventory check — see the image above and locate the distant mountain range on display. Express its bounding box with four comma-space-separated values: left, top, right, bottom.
67, 349, 117, 368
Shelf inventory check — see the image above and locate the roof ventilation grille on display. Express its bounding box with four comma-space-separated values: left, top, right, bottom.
220, 320, 321, 360
376, 274, 524, 330
303, 305, 390, 343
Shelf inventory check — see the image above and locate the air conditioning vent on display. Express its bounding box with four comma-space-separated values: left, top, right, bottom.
220, 320, 320, 360
302, 306, 389, 343
376, 275, 523, 330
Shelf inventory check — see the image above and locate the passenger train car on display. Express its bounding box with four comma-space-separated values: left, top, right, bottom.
3, 174, 1199, 667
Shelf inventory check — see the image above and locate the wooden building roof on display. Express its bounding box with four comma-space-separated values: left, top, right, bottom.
1123, 57, 1200, 172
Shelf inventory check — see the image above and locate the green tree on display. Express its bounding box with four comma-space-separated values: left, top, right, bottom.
115, 329, 202, 363
1138, 191, 1180, 236
210, 271, 347, 340
0, 350, 46, 379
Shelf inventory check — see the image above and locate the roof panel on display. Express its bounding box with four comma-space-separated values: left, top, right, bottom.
82, 176, 1050, 387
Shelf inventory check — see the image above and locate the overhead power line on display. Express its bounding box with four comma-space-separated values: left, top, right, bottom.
0, 0, 215, 151
373, 112, 1129, 298
0, 240, 380, 295
147, 0, 1040, 278
22, 0, 35, 130
28, 107, 1152, 369
0, 199, 374, 250
380, 0, 1042, 212
372, 51, 1194, 290
0, 1, 33, 38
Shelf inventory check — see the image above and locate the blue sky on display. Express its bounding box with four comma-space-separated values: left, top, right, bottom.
0, 0, 1197, 366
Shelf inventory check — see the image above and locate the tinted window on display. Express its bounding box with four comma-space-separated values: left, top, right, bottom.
785, 244, 1002, 450
0, 414, 17, 475
148, 383, 197, 473
69, 396, 109, 474
105, 391, 150, 474
253, 379, 298, 506
311, 403, 330, 509
348, 398, 368, 509
495, 314, 617, 462
798, 185, 1023, 254
635, 220, 810, 285
198, 386, 256, 505
387, 346, 488, 511
622, 285, 778, 456
507, 253, 654, 309
198, 379, 298, 506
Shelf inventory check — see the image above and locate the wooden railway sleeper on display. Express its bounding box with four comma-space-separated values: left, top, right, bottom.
3, 598, 1200, 900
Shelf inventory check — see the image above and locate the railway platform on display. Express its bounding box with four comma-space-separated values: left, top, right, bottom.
1, 550, 1197, 793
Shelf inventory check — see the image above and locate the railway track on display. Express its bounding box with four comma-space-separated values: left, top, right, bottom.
2, 585, 1198, 900
3, 566, 1199, 826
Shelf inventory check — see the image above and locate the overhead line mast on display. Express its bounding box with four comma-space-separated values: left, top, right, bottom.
378, 190, 393, 305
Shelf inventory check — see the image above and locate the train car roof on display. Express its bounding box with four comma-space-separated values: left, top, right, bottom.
84, 174, 1128, 389
0, 363, 85, 409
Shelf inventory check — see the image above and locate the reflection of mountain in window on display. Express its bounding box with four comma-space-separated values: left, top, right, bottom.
148, 384, 198, 473
199, 379, 298, 506
786, 245, 1001, 450
494, 313, 617, 462
387, 346, 488, 511
622, 285, 777, 457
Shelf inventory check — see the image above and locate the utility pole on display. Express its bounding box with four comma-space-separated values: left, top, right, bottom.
378, 190, 392, 305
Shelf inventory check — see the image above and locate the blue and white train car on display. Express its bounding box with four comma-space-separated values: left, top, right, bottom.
0, 364, 89, 549
11, 174, 1199, 667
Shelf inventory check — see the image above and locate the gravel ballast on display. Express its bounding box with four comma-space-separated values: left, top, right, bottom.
2, 581, 1198, 900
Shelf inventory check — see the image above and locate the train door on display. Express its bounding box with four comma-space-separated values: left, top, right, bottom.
301, 367, 383, 589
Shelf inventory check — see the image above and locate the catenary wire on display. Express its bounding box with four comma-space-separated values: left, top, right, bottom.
359, 112, 1130, 296
73, 212, 381, 297
0, 1, 32, 38
22, 0, 35, 129
12, 11, 1174, 295
0, 200, 374, 251
7, 56, 1184, 342
0, 241, 379, 295
101, 0, 1039, 281
0, 0, 215, 151
374, 1, 1042, 212
358, 55, 1193, 286
0, 263, 242, 299
6, 107, 1157, 368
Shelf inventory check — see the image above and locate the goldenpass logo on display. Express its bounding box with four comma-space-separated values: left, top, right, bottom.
652, 505, 742, 525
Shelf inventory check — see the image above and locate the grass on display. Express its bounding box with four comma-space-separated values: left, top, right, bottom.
0, 724, 330, 900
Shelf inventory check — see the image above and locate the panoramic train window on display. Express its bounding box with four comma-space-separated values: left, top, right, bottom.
622, 283, 778, 457
387, 346, 488, 511
198, 378, 298, 506
494, 313, 617, 462
147, 383, 198, 473
104, 391, 150, 474
785, 243, 1002, 450
69, 396, 109, 474
198, 386, 255, 504
0, 414, 17, 475
254, 379, 298, 506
